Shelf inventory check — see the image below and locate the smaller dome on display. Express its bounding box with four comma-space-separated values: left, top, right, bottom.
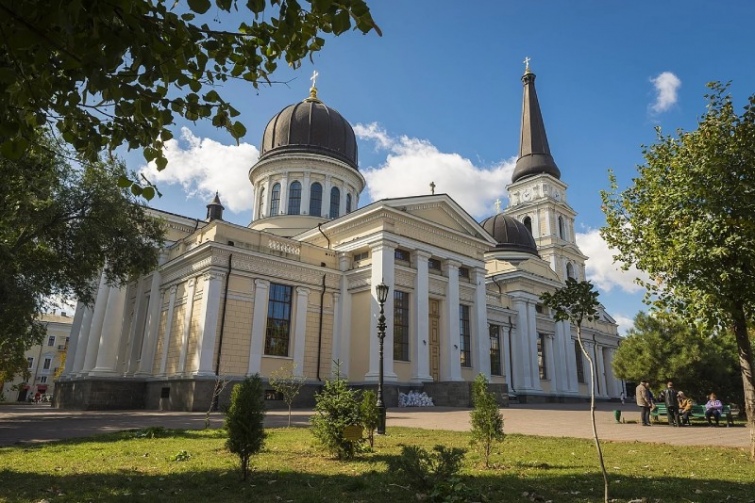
480, 214, 539, 256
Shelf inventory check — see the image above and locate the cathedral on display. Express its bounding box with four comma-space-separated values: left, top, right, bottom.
55, 65, 622, 411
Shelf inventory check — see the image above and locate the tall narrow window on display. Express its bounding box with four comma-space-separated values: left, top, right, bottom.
27, 357, 34, 369
394, 291, 409, 361
257, 187, 265, 219
330, 187, 340, 218
43, 357, 52, 370
288, 181, 302, 215
537, 334, 547, 379
575, 340, 585, 383
459, 305, 471, 367
309, 182, 322, 217
566, 263, 575, 280
489, 324, 502, 375
346, 193, 352, 213
265, 283, 293, 356
558, 215, 565, 239
47, 336, 55, 346
270, 183, 281, 216
523, 216, 532, 234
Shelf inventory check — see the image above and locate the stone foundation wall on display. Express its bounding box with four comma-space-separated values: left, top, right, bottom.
54, 378, 147, 410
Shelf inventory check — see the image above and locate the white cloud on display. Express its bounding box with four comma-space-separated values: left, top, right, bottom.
612, 313, 635, 336
139, 127, 258, 214
355, 123, 515, 219
576, 228, 649, 294
650, 71, 681, 113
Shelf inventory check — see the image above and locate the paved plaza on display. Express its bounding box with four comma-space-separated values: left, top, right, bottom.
0, 402, 749, 449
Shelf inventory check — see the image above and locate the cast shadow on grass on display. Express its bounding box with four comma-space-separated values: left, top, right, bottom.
1, 461, 753, 503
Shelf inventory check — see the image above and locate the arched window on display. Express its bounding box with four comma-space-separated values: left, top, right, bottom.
346, 193, 352, 213
566, 262, 575, 280
270, 183, 281, 216
330, 187, 340, 218
523, 216, 532, 234
257, 187, 265, 220
288, 181, 302, 215
558, 216, 565, 239
309, 182, 322, 217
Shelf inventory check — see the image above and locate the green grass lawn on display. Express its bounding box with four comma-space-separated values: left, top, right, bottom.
0, 426, 752, 503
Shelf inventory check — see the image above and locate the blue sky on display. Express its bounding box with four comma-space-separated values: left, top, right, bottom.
134, 1, 755, 334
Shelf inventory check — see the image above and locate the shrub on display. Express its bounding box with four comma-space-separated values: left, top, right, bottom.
268, 363, 306, 427
360, 389, 379, 448
469, 373, 504, 467
388, 444, 467, 501
310, 368, 362, 459
225, 374, 266, 480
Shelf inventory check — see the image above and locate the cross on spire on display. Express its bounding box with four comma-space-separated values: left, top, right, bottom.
310, 70, 319, 88
523, 56, 531, 72
430, 181, 436, 195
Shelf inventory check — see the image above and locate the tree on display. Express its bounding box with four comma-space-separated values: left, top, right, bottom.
268, 363, 306, 427
601, 82, 755, 460
612, 311, 741, 406
469, 373, 504, 468
541, 278, 609, 503
310, 365, 362, 459
0, 134, 164, 384
360, 389, 379, 448
225, 375, 266, 481
0, 0, 380, 196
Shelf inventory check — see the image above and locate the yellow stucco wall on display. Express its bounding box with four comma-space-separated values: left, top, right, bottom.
349, 290, 371, 379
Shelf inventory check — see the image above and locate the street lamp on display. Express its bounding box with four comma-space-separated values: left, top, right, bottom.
375, 280, 390, 434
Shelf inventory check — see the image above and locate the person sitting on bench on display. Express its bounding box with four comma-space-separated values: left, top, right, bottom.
678, 391, 693, 426
704, 393, 723, 426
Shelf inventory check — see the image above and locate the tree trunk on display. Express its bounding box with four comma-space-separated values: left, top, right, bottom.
731, 304, 755, 461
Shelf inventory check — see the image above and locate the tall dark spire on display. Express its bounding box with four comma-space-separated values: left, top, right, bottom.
511, 63, 561, 184
206, 192, 224, 221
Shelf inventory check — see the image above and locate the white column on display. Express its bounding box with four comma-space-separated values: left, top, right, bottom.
336, 253, 352, 377
605, 347, 619, 397
367, 241, 396, 381
473, 267, 491, 379
339, 181, 347, 217
544, 334, 556, 385
563, 322, 579, 393
136, 266, 165, 376
584, 339, 598, 394
292, 287, 310, 377
63, 303, 86, 375
124, 279, 147, 375
178, 278, 198, 374
411, 250, 432, 383
248, 279, 270, 374
81, 273, 111, 374
91, 285, 128, 375
595, 343, 608, 397
301, 173, 311, 215
331, 291, 342, 376
70, 303, 94, 374
502, 318, 515, 392
323, 175, 332, 217
512, 298, 531, 390
279, 173, 289, 215
527, 301, 542, 390
194, 272, 224, 375
443, 260, 462, 381
159, 286, 178, 375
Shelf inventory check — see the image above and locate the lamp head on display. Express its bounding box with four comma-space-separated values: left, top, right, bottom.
376, 280, 390, 304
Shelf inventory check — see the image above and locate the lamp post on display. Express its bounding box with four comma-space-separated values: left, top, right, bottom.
375, 280, 390, 435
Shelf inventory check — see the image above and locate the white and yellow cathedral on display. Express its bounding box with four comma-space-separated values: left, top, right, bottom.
56, 66, 622, 410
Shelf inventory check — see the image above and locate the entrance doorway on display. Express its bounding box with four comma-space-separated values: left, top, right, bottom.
429, 299, 440, 381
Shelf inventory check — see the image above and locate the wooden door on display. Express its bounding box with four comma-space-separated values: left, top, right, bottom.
429, 299, 440, 381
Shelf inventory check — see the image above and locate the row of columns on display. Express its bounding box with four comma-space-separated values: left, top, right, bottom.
255, 172, 357, 220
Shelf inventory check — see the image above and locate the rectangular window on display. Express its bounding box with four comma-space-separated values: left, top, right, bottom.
489, 324, 502, 376
537, 334, 547, 379
459, 305, 471, 367
27, 357, 34, 369
265, 283, 293, 357
428, 258, 442, 271
353, 251, 369, 262
47, 336, 55, 346
43, 357, 52, 370
575, 340, 585, 384
458, 267, 470, 279
393, 291, 410, 361
40, 376, 47, 383
394, 248, 410, 262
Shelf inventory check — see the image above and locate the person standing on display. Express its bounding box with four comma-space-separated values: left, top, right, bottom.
636, 380, 652, 426
662, 381, 680, 426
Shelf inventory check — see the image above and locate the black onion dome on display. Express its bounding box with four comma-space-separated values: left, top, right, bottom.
480, 214, 539, 256
260, 91, 358, 170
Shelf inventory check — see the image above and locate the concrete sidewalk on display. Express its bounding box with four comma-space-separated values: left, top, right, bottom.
0, 402, 749, 449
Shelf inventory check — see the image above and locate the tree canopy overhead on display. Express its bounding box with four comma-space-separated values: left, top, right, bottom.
0, 0, 380, 196
601, 82, 755, 459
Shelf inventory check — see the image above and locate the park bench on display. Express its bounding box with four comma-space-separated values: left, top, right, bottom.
651, 403, 734, 426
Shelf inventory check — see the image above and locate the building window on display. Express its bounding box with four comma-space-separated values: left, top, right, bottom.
40, 376, 47, 383
27, 357, 34, 369
265, 283, 293, 357
346, 193, 352, 213
43, 357, 52, 370
428, 258, 441, 271
489, 324, 502, 376
458, 267, 470, 279
566, 262, 575, 280
537, 334, 547, 379
353, 251, 369, 262
558, 215, 565, 239
270, 183, 281, 216
459, 305, 471, 367
394, 248, 410, 262
47, 336, 55, 346
288, 181, 302, 215
523, 216, 532, 234
330, 187, 340, 218
575, 340, 585, 384
309, 182, 322, 217
393, 291, 409, 361
257, 187, 265, 219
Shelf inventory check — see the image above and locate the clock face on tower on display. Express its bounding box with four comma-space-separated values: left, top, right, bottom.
554, 190, 561, 201
522, 189, 531, 201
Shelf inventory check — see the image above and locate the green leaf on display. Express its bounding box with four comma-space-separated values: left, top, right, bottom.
117, 175, 133, 188
187, 0, 211, 14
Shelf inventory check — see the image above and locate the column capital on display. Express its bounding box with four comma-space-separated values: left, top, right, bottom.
445, 259, 461, 269
254, 278, 270, 289
369, 240, 398, 252
296, 286, 311, 296
413, 249, 432, 261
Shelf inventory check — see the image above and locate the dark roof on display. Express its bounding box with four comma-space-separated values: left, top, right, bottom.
480, 213, 539, 256
260, 90, 358, 170
511, 69, 561, 183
